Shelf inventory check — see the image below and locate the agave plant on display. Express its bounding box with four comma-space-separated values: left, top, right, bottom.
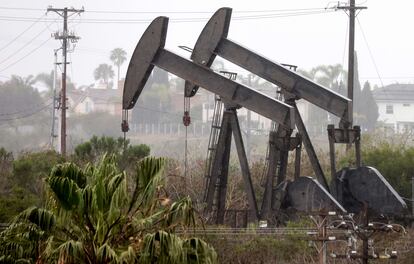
0, 155, 216, 264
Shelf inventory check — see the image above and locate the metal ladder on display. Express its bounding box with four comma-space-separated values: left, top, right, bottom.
260, 86, 283, 187
203, 94, 224, 202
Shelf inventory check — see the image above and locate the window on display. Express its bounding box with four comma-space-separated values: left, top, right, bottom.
403, 103, 410, 107
386, 104, 393, 114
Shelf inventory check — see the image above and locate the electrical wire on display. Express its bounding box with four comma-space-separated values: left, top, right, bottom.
0, 97, 53, 116
402, 197, 414, 202
0, 14, 46, 53
0, 101, 53, 121
0, 21, 54, 66
0, 36, 52, 72
356, 17, 384, 88
0, 6, 329, 13
86, 7, 328, 14
0, 9, 337, 24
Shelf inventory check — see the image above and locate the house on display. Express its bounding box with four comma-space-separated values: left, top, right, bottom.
200, 88, 310, 133
67, 81, 123, 116
372, 83, 414, 132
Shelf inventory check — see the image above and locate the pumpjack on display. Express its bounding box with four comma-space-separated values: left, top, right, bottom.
122, 9, 407, 226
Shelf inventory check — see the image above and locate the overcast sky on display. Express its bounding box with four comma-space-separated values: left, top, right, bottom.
0, 0, 413, 90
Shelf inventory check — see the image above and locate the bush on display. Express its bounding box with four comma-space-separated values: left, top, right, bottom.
74, 135, 150, 166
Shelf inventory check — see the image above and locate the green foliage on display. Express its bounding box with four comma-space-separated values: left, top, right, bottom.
93, 63, 115, 86
74, 135, 150, 166
12, 151, 63, 194
0, 155, 216, 263
110, 48, 127, 86
0, 150, 63, 222
0, 187, 38, 223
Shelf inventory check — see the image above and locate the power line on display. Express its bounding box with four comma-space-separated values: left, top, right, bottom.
87, 7, 328, 14
0, 101, 53, 121
357, 17, 384, 88
0, 21, 53, 66
0, 6, 329, 13
0, 6, 42, 11
0, 36, 52, 72
0, 97, 53, 116
0, 14, 45, 53
0, 10, 336, 24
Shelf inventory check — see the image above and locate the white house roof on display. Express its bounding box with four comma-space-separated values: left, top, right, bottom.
373, 84, 414, 102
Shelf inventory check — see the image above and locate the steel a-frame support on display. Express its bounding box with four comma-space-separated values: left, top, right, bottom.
261, 93, 327, 219
205, 104, 259, 224
122, 16, 294, 131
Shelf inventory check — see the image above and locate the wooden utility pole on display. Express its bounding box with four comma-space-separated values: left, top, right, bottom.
47, 7, 84, 156
337, 0, 367, 128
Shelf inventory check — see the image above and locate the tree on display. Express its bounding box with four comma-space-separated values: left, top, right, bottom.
35, 71, 76, 96
0, 156, 217, 263
298, 65, 346, 134
359, 81, 379, 131
0, 75, 49, 131
93, 64, 115, 88
0, 150, 63, 223
74, 135, 150, 166
109, 48, 127, 88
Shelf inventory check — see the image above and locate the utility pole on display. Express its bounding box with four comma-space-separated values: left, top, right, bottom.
50, 49, 59, 149
337, 0, 367, 128
47, 6, 84, 156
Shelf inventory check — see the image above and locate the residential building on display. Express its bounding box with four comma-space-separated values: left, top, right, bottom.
67, 80, 123, 116
372, 83, 414, 132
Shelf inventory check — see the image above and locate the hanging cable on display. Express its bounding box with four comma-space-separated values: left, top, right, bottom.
183, 95, 191, 184
121, 109, 129, 153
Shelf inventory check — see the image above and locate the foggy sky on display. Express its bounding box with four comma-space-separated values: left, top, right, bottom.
0, 0, 413, 90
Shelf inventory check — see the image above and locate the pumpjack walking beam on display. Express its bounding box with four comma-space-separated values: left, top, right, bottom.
123, 17, 294, 130
185, 7, 351, 191
185, 8, 350, 121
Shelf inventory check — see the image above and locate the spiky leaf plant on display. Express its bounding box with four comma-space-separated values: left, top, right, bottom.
0, 155, 216, 264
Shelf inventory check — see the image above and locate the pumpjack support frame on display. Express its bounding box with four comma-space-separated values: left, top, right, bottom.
185, 8, 351, 218
186, 7, 407, 220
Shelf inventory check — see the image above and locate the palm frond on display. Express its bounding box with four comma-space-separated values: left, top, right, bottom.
57, 240, 84, 263
119, 246, 137, 264
96, 243, 118, 263
47, 176, 81, 210
15, 207, 55, 232
163, 196, 197, 229
50, 162, 86, 188
140, 231, 184, 264
182, 237, 217, 264
129, 157, 165, 213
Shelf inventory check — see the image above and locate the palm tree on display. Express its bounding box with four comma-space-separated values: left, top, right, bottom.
94, 64, 115, 88
0, 155, 217, 263
110, 48, 127, 89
